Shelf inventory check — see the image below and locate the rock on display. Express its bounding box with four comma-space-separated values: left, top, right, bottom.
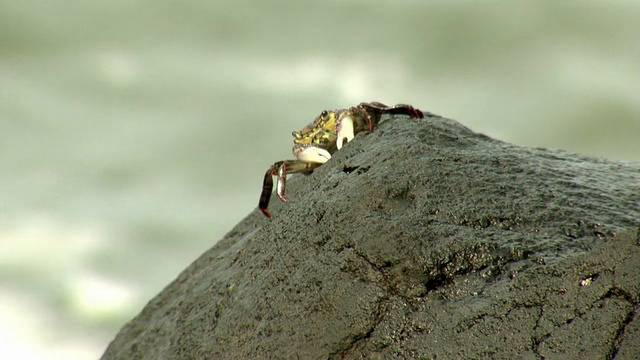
101, 112, 639, 359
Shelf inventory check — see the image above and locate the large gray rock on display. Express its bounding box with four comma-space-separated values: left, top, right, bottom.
102, 112, 639, 359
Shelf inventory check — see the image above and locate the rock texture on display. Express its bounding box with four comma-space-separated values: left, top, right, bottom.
102, 112, 639, 359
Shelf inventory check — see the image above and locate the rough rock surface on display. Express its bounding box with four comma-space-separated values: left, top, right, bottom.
102, 111, 639, 359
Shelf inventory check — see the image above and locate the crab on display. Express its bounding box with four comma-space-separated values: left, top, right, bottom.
258, 101, 424, 218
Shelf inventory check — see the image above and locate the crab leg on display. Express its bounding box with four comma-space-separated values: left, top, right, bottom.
259, 160, 322, 218
384, 104, 424, 119
259, 163, 278, 218
359, 102, 424, 120
276, 164, 288, 202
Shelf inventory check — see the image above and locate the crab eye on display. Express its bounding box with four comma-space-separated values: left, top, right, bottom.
321, 110, 328, 117
292, 131, 301, 139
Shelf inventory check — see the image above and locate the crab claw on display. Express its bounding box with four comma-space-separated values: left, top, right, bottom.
295, 146, 332, 164
336, 114, 354, 150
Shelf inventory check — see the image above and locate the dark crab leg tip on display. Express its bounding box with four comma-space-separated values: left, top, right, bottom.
260, 208, 272, 219
403, 105, 423, 119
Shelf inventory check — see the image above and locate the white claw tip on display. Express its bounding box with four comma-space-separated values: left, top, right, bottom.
336, 115, 354, 150
296, 146, 332, 164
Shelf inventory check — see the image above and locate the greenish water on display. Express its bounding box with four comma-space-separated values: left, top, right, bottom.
0, 1, 637, 358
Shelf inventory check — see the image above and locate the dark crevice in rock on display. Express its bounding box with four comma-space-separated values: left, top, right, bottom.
342, 165, 359, 174
600, 286, 637, 305
342, 165, 370, 175
328, 296, 388, 359
608, 307, 637, 360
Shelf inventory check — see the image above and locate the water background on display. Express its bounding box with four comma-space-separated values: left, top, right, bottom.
0, 1, 637, 358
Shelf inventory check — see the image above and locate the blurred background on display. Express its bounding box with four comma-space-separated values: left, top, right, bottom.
0, 0, 637, 358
